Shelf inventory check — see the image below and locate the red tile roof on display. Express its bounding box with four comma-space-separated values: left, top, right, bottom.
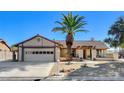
56, 40, 108, 49
13, 34, 108, 49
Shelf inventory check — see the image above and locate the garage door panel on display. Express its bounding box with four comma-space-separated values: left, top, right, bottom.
24, 48, 54, 62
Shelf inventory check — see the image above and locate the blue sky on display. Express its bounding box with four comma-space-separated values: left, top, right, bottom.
0, 11, 124, 46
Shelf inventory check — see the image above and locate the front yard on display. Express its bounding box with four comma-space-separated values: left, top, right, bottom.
49, 60, 124, 80
1, 60, 124, 80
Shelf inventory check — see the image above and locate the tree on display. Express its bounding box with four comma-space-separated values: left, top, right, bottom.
52, 12, 87, 62
120, 43, 124, 49
104, 38, 119, 48
104, 17, 124, 49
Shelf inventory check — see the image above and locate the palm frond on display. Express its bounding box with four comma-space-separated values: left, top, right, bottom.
52, 27, 65, 32
74, 29, 88, 33
73, 15, 79, 21
73, 22, 85, 31
62, 14, 70, 26
52, 12, 87, 36
55, 21, 64, 26
75, 16, 85, 24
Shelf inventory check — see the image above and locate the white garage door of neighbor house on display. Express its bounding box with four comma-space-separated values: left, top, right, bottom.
24, 48, 54, 62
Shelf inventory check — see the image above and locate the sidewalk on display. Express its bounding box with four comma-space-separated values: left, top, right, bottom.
45, 76, 124, 81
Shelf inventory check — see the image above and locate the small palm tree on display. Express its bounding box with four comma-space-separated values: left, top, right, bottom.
52, 12, 87, 62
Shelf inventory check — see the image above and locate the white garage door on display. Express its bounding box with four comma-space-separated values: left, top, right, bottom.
24, 48, 55, 62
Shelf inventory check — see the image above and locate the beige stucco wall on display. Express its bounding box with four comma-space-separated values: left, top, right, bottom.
60, 48, 67, 57
23, 37, 54, 46
0, 42, 12, 61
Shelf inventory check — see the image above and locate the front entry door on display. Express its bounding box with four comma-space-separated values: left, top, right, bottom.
83, 49, 86, 59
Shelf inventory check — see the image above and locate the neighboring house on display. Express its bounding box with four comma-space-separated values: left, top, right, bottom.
56, 40, 108, 60
14, 34, 108, 62
0, 39, 12, 61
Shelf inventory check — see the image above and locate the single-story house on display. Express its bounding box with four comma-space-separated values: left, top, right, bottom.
0, 39, 12, 61
13, 34, 108, 62
56, 40, 108, 60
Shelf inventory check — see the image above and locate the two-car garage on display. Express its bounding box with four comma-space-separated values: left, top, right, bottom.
15, 34, 60, 62
24, 48, 55, 62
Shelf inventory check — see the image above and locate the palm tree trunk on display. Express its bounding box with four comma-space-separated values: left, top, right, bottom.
66, 33, 73, 64
67, 44, 72, 63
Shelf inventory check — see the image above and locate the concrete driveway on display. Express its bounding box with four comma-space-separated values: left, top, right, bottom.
0, 61, 54, 78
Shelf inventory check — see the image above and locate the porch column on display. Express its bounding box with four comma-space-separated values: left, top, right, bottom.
90, 48, 92, 60
92, 49, 96, 60
77, 49, 83, 58
21, 47, 24, 61
55, 47, 60, 62
20, 44, 24, 62
54, 46, 56, 62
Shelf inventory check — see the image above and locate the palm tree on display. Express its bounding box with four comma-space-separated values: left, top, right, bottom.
52, 12, 87, 62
